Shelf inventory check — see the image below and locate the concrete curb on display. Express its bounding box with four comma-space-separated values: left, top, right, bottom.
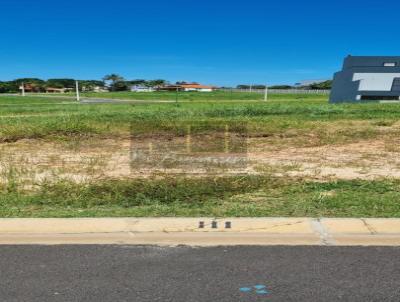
1, 218, 400, 246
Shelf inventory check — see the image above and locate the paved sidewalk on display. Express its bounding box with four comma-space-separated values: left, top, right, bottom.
1, 218, 400, 246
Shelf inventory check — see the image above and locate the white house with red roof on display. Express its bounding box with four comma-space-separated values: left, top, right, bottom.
179, 83, 216, 92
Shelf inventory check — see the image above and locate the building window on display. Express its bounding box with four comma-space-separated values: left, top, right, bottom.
384, 62, 397, 67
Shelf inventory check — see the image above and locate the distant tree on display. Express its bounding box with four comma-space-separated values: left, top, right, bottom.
0, 78, 107, 93
103, 74, 124, 83
0, 81, 13, 93
13, 78, 45, 85
0, 76, 172, 94
103, 74, 125, 91
237, 84, 273, 89
309, 80, 332, 90
13, 78, 46, 92
269, 85, 292, 90
147, 79, 167, 87
0, 82, 15, 93
176, 81, 198, 85
46, 79, 76, 88
113, 81, 129, 91
80, 80, 105, 91
127, 79, 147, 86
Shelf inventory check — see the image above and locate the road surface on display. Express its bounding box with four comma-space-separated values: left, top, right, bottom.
0, 245, 399, 301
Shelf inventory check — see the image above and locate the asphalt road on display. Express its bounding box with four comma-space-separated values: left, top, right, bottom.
0, 246, 400, 302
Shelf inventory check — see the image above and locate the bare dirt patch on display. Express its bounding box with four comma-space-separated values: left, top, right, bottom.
0, 136, 398, 188
251, 139, 400, 180
0, 138, 132, 185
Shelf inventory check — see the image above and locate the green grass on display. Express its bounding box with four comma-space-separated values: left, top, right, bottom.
79, 90, 329, 102
0, 93, 398, 151
2, 93, 400, 150
0, 93, 399, 146
2, 176, 400, 218
0, 92, 399, 218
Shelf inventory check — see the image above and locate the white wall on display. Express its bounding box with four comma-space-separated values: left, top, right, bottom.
131, 88, 154, 92
183, 88, 213, 92
353, 73, 400, 91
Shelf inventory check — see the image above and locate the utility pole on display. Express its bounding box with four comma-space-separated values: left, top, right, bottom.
75, 80, 80, 102
264, 84, 268, 102
21, 82, 25, 97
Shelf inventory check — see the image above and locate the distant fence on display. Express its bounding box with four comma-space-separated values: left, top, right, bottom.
219, 88, 330, 95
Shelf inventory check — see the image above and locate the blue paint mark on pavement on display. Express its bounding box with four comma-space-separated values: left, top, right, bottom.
240, 284, 270, 296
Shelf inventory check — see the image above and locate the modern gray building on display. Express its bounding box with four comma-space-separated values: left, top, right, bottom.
330, 56, 400, 103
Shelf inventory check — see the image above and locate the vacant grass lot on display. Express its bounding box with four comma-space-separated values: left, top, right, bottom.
0, 93, 398, 144
0, 92, 400, 218
81, 90, 328, 102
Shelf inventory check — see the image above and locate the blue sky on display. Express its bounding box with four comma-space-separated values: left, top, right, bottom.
1, 0, 400, 86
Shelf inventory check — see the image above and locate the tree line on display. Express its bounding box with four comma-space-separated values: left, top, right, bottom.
0, 74, 169, 93
102, 74, 167, 91
236, 80, 332, 90
0, 74, 333, 93
0, 78, 104, 93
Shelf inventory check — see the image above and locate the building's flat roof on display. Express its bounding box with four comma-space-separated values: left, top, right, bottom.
343, 56, 400, 69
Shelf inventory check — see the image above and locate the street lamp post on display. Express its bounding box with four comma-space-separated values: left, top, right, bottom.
75, 80, 80, 102
21, 82, 25, 97
264, 84, 268, 102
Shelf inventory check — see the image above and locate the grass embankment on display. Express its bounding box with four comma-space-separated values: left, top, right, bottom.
0, 93, 400, 218
1, 176, 400, 218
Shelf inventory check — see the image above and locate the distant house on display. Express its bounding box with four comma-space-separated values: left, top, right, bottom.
180, 84, 216, 92
19, 84, 37, 93
156, 85, 183, 92
130, 85, 154, 92
81, 85, 108, 92
45, 87, 70, 93
92, 86, 109, 93
157, 83, 217, 92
